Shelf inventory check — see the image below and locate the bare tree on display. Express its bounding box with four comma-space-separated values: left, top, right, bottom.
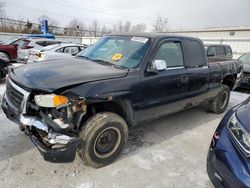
112, 23, 117, 33
100, 25, 110, 35
0, 1, 6, 29
152, 14, 168, 32
112, 20, 132, 33
24, 19, 33, 33
16, 18, 25, 32
131, 23, 147, 33
123, 21, 131, 32
89, 20, 100, 37
66, 18, 85, 36
117, 20, 123, 32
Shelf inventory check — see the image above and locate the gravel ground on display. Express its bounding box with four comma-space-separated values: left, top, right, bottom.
0, 79, 249, 188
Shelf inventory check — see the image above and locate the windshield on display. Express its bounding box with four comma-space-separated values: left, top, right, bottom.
77, 36, 151, 69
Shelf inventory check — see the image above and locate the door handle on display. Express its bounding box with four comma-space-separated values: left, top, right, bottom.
180, 75, 189, 83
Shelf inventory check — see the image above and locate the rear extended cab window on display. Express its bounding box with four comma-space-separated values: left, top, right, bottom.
183, 39, 206, 68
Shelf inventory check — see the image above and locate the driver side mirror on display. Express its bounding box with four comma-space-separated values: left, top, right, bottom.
147, 60, 167, 74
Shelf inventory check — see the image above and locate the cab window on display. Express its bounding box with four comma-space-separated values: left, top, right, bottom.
154, 41, 184, 68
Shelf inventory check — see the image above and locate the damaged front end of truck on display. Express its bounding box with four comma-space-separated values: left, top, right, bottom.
2, 76, 92, 162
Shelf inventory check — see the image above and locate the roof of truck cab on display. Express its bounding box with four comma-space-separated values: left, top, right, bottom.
204, 44, 231, 47
106, 32, 201, 41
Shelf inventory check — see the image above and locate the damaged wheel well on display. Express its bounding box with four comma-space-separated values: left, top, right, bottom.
222, 74, 236, 90
83, 100, 136, 128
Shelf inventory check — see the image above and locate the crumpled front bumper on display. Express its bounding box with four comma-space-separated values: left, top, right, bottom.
2, 95, 81, 163
30, 134, 80, 163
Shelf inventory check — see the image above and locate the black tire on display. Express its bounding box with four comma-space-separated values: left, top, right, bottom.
78, 112, 128, 168
209, 85, 230, 114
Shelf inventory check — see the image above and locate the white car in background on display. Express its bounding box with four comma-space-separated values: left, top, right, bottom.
17, 38, 63, 62
28, 43, 88, 63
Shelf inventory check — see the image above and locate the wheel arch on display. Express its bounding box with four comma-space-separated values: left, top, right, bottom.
222, 74, 236, 90
86, 99, 137, 127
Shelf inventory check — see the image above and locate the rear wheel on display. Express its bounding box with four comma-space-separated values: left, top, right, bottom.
78, 112, 128, 168
209, 85, 230, 114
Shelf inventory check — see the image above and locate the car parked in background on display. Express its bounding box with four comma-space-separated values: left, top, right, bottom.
0, 37, 63, 63
205, 44, 233, 62
28, 43, 88, 63
0, 33, 55, 45
207, 97, 250, 188
1, 36, 28, 45
0, 43, 18, 62
238, 52, 250, 89
17, 38, 63, 62
0, 37, 30, 62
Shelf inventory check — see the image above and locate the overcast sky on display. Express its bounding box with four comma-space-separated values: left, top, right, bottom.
4, 0, 250, 31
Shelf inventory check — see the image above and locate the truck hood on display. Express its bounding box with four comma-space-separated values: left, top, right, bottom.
10, 58, 128, 92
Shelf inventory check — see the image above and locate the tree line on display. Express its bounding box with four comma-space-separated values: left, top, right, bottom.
0, 1, 168, 36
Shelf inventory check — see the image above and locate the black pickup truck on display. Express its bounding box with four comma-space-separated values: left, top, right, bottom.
2, 33, 243, 168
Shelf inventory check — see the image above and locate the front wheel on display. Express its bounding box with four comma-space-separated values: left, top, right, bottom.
209, 85, 230, 114
78, 112, 128, 168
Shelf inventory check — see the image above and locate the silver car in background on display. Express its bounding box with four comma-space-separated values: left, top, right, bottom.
28, 43, 88, 63
17, 38, 63, 62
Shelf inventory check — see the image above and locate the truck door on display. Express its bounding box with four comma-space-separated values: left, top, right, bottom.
139, 39, 189, 121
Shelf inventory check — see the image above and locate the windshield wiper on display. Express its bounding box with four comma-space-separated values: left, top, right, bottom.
92, 59, 127, 69
76, 56, 127, 69
76, 55, 93, 61
92, 59, 113, 66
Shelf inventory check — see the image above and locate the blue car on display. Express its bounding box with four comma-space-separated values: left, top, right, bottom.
207, 97, 250, 187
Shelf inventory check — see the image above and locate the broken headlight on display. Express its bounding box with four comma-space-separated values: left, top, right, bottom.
34, 94, 69, 108
228, 113, 250, 156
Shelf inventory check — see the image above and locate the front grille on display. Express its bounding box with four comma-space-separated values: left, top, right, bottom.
5, 78, 28, 112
